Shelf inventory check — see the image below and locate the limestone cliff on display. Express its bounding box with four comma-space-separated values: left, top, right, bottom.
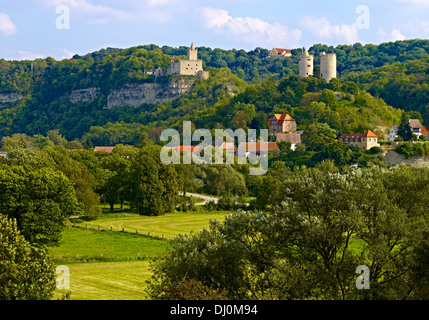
61, 76, 196, 109
0, 93, 23, 107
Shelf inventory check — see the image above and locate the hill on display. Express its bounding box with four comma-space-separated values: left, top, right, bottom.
0, 39, 428, 144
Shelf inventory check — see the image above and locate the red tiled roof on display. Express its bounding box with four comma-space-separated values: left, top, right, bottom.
94, 146, 114, 153
363, 130, 377, 137
164, 145, 202, 154
239, 142, 279, 152
268, 114, 295, 125
340, 130, 378, 142
275, 48, 291, 54
422, 126, 429, 135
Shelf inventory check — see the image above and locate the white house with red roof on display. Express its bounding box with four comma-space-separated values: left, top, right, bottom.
268, 48, 292, 58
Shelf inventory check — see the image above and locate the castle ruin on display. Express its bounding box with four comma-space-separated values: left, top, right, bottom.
166, 43, 209, 79
299, 48, 337, 82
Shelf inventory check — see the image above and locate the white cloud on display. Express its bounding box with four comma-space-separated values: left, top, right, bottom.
400, 20, 429, 36
0, 13, 18, 36
145, 0, 178, 7
196, 7, 302, 48
377, 27, 406, 42
43, 0, 135, 22
395, 0, 429, 6
301, 16, 359, 45
8, 51, 44, 61
60, 48, 74, 59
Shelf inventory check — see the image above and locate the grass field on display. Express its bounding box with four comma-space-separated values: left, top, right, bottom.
50, 210, 231, 300
54, 260, 153, 300
76, 211, 228, 239
50, 227, 170, 263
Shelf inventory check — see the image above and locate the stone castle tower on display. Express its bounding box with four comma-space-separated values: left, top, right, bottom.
299, 48, 313, 77
319, 52, 337, 82
167, 43, 209, 79
187, 42, 198, 61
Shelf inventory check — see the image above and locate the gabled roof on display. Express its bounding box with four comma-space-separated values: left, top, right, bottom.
422, 126, 429, 135
363, 130, 378, 137
409, 119, 422, 129
268, 114, 295, 125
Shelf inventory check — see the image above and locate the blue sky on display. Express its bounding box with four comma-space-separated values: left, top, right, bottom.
0, 0, 429, 60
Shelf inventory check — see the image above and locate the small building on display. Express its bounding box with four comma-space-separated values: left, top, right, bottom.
339, 130, 380, 150
237, 142, 280, 157
268, 114, 297, 134
275, 133, 302, 151
164, 145, 202, 154
389, 119, 424, 141
94, 146, 114, 153
268, 48, 292, 58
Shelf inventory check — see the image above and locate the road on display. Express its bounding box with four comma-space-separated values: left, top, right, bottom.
178, 191, 219, 205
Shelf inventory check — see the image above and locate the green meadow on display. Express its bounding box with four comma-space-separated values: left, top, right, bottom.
50, 210, 229, 300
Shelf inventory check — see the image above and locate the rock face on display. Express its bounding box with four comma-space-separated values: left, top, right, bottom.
0, 93, 23, 107
61, 77, 196, 109
106, 78, 195, 109
68, 88, 100, 104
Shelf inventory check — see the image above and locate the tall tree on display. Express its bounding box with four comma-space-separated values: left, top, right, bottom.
398, 111, 413, 141
0, 215, 56, 300
0, 165, 81, 246
129, 153, 165, 216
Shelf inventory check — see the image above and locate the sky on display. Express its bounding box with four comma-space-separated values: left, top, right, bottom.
0, 0, 429, 60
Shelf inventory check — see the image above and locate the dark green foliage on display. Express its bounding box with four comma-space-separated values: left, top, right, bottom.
0, 215, 56, 300
129, 147, 179, 216
148, 164, 429, 300
0, 165, 81, 246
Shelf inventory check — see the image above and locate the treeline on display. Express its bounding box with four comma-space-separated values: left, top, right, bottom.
141, 39, 429, 82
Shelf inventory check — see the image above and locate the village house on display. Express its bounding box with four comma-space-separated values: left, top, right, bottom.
268, 114, 297, 135
94, 146, 115, 153
339, 130, 380, 150
389, 119, 426, 141
238, 142, 280, 157
164, 145, 202, 154
268, 48, 292, 58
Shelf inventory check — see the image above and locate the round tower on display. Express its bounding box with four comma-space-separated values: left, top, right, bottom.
299, 48, 313, 77
320, 52, 337, 82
